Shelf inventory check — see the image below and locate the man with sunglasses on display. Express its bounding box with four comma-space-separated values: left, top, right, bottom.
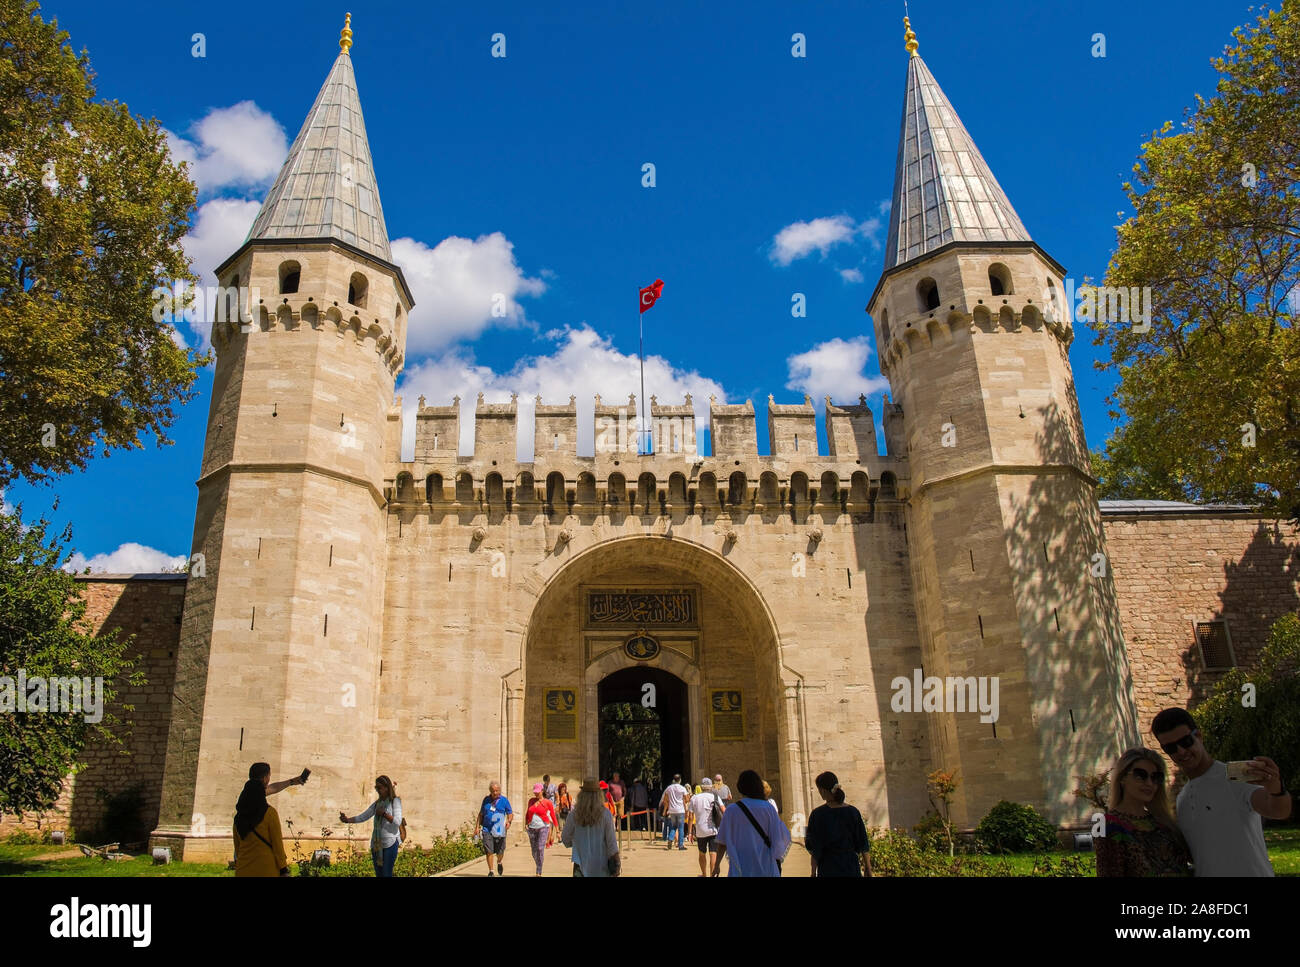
1152, 707, 1291, 877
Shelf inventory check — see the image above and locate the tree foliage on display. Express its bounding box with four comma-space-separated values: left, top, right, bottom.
1094, 1, 1300, 518
0, 502, 144, 813
1192, 612, 1300, 796
0, 0, 201, 490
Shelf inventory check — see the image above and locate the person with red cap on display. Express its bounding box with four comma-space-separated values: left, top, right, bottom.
599, 780, 617, 820
524, 782, 559, 876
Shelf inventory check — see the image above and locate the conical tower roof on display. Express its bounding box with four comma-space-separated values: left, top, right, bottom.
882, 19, 1030, 271
247, 15, 391, 262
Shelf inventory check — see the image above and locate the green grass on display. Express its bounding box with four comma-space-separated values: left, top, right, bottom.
1264, 827, 1300, 875
0, 843, 231, 877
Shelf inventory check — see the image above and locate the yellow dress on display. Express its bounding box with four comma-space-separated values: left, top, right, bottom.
234, 805, 288, 877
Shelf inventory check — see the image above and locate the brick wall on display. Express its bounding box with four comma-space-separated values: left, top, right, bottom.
1103, 511, 1300, 739
0, 575, 185, 842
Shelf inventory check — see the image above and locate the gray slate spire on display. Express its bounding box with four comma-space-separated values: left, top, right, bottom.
247, 47, 392, 262
883, 50, 1030, 271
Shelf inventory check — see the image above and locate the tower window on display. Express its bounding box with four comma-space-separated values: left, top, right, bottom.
348, 271, 368, 308
880, 307, 891, 343
279, 260, 301, 294
988, 263, 1013, 296
917, 278, 940, 313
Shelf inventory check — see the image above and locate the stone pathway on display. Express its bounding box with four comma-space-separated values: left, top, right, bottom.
441, 827, 809, 877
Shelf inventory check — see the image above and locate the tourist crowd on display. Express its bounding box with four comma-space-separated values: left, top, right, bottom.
228, 705, 1289, 878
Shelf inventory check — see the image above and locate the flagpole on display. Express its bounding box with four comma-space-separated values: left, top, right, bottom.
638, 298, 647, 455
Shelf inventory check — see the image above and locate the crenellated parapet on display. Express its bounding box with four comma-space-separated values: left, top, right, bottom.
387, 393, 909, 520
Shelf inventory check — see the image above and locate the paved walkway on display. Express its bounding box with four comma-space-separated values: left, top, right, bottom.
442, 827, 809, 877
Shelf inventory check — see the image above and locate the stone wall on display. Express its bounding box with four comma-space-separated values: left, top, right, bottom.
0, 575, 185, 841
1102, 509, 1300, 739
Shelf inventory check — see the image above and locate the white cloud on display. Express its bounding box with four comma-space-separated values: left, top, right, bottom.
396, 325, 727, 460
393, 233, 546, 354
770, 206, 890, 266
770, 215, 858, 266
176, 197, 262, 355
857, 215, 884, 251
839, 268, 864, 283
165, 102, 287, 196
785, 336, 889, 404
63, 542, 188, 575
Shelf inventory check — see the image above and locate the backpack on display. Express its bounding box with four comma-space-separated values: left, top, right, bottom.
709, 793, 723, 829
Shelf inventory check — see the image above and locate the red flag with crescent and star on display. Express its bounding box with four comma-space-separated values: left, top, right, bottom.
639, 279, 664, 313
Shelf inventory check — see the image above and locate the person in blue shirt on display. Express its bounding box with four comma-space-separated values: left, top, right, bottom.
473, 780, 513, 876
714, 770, 791, 876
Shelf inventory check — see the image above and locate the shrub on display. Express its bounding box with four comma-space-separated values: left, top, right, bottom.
867, 827, 1012, 877
1193, 612, 1300, 794
911, 811, 950, 853
309, 828, 480, 877
974, 801, 1058, 854
5, 829, 41, 845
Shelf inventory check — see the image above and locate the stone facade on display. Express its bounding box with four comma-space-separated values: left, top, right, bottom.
0, 576, 184, 840
1102, 508, 1300, 736
9, 25, 1285, 862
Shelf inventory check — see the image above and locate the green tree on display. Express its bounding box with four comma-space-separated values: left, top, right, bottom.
0, 501, 144, 813
1093, 1, 1300, 519
0, 0, 201, 490
1192, 612, 1300, 795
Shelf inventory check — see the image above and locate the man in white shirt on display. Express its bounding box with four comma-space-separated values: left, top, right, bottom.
1152, 707, 1291, 877
714, 770, 791, 877
689, 778, 726, 876
659, 773, 690, 850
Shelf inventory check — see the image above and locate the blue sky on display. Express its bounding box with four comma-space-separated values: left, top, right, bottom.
6, 0, 1258, 570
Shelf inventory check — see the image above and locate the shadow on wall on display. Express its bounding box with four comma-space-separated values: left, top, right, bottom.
1184, 523, 1300, 708
1004, 394, 1138, 824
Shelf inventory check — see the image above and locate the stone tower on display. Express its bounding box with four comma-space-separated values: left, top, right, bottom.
866, 19, 1138, 826
152, 16, 413, 860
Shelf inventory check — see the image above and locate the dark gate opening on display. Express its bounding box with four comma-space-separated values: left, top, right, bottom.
598, 667, 688, 792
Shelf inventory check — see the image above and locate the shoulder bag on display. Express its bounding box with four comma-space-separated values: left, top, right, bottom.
736, 800, 782, 870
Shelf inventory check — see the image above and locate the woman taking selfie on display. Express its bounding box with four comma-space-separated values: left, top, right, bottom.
233, 777, 289, 877
340, 775, 404, 877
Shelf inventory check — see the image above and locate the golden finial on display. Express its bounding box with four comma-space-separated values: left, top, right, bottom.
903, 16, 918, 58
340, 12, 353, 53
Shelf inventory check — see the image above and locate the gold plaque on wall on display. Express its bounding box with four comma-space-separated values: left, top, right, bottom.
585, 589, 698, 629
709, 689, 744, 741
543, 687, 578, 742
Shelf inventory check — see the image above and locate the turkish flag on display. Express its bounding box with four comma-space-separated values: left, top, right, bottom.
639, 279, 664, 313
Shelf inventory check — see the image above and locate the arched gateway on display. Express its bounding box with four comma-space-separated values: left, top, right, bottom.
514, 536, 804, 819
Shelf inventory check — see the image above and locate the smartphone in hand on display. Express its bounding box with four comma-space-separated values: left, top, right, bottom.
1225, 760, 1253, 781
299, 768, 311, 784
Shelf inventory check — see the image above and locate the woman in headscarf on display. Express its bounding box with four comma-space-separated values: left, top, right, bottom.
339, 775, 404, 877
233, 778, 289, 877
561, 778, 620, 877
